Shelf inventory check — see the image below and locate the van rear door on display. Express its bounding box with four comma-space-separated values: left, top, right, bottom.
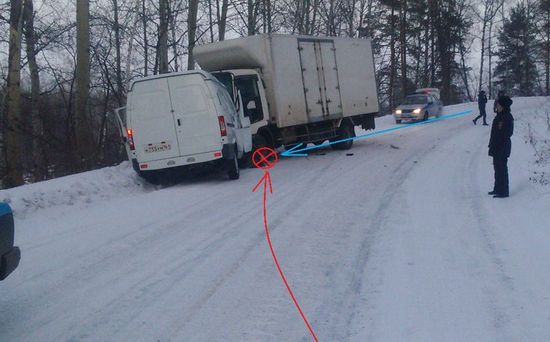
129, 78, 180, 162
168, 74, 222, 155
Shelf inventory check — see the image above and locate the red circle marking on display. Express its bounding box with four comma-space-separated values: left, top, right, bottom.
252, 147, 278, 170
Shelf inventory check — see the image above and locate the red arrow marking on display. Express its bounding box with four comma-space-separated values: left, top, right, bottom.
253, 170, 319, 342
252, 147, 279, 170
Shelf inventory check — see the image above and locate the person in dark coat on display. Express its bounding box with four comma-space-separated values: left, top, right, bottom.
488, 96, 514, 198
474, 90, 488, 125
493, 90, 505, 113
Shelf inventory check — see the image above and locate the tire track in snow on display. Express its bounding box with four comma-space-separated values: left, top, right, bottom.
465, 133, 524, 339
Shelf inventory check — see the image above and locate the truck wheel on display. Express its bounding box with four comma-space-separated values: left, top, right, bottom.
251, 135, 269, 168
331, 123, 354, 150
238, 152, 252, 168
253, 134, 268, 150
227, 154, 240, 180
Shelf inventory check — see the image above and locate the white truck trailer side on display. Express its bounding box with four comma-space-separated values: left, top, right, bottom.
194, 34, 379, 150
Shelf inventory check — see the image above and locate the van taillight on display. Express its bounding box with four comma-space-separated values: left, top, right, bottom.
127, 128, 135, 150
218, 116, 227, 136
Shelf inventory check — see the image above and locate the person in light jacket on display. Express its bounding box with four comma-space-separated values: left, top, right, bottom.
488, 96, 514, 198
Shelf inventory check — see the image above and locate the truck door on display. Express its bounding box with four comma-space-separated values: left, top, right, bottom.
168, 74, 222, 156
298, 39, 343, 121
234, 75, 264, 124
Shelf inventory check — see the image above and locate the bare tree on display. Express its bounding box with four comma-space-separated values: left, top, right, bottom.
477, 0, 503, 93
75, 0, 95, 168
23, 0, 45, 179
4, 0, 25, 187
217, 0, 229, 40
188, 0, 199, 70
158, 0, 169, 73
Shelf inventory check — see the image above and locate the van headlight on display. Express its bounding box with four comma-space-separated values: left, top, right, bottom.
413, 108, 422, 114
395, 109, 402, 114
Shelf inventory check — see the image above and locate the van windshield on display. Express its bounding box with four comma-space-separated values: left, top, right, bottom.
212, 72, 234, 100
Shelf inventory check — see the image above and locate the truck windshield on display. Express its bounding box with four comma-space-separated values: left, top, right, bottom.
212, 72, 234, 100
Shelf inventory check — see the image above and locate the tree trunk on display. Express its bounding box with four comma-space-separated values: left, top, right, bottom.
478, 0, 489, 92
113, 0, 123, 105
247, 0, 255, 36
266, 0, 272, 33
4, 0, 25, 187
158, 0, 169, 74
389, 5, 396, 110
488, 14, 493, 98
217, 0, 228, 41
208, 0, 215, 42
187, 0, 199, 70
547, 34, 550, 96
399, 0, 407, 100
23, 0, 45, 180
75, 0, 95, 169
142, 0, 148, 76
170, 1, 179, 71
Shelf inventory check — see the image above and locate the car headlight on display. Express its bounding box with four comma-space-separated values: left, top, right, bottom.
413, 108, 422, 114
395, 109, 402, 114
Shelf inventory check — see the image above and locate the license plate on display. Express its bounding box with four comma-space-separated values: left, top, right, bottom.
145, 143, 171, 153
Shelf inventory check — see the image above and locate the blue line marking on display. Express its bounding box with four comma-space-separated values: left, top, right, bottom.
281, 109, 473, 157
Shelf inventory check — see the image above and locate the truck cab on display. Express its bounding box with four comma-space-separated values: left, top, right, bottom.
211, 70, 269, 141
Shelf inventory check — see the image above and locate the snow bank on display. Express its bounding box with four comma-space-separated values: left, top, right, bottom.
0, 162, 148, 218
512, 97, 550, 187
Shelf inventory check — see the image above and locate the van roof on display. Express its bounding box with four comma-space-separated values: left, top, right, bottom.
129, 70, 216, 91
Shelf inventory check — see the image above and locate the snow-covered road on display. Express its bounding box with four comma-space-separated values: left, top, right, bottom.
1, 98, 549, 341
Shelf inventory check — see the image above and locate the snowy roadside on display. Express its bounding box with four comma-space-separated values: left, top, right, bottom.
0, 162, 149, 218
1, 97, 547, 220
515, 97, 550, 187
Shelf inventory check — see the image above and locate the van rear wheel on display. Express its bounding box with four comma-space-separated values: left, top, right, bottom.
227, 154, 240, 180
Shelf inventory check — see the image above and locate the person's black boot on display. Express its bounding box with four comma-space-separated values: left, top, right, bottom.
483, 122, 488, 126
473, 119, 477, 125
488, 190, 497, 195
493, 193, 509, 198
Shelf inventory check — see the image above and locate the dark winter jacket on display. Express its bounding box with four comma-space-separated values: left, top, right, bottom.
489, 110, 514, 159
478, 93, 487, 109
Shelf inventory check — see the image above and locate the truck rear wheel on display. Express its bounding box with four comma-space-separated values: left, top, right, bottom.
331, 123, 354, 150
251, 134, 269, 168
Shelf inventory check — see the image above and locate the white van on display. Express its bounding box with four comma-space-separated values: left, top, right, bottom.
116, 70, 252, 183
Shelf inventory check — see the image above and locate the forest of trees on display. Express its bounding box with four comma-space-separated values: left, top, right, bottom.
1, 0, 549, 188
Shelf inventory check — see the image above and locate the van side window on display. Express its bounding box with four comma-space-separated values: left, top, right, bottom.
235, 76, 264, 124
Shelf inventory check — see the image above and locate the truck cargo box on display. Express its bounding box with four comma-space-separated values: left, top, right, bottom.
194, 34, 379, 129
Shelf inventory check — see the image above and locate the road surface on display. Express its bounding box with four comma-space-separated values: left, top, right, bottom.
1, 99, 549, 341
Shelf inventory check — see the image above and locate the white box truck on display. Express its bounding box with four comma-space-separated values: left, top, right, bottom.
116, 70, 252, 183
194, 34, 379, 151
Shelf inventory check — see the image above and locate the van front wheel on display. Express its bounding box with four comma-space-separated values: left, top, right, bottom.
227, 154, 240, 180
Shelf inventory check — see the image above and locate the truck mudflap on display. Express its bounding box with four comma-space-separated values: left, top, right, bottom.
0, 246, 21, 280
352, 113, 376, 130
